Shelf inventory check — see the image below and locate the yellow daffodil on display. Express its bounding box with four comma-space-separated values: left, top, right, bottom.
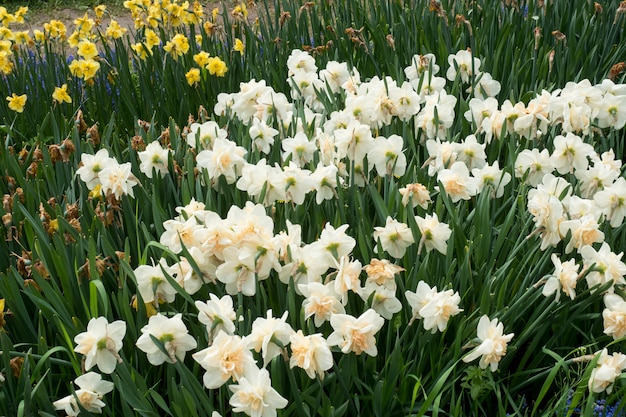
106, 20, 127, 39
69, 59, 100, 81
14, 6, 28, 24
0, 40, 10, 53
74, 13, 94, 35
232, 3, 248, 19
0, 50, 13, 75
0, 298, 6, 331
88, 184, 103, 200
166, 3, 183, 26
193, 50, 211, 67
44, 20, 67, 39
53, 84, 72, 104
144, 29, 160, 49
185, 67, 201, 86
130, 295, 157, 317
77, 40, 99, 60
6, 93, 26, 113
0, 27, 14, 41
80, 59, 101, 81
48, 218, 59, 233
67, 31, 81, 48
192, 1, 204, 23
123, 0, 141, 13
131, 42, 152, 60
132, 15, 145, 30
14, 31, 31, 45
0, 7, 16, 26
233, 38, 245, 55
206, 56, 227, 77
69, 60, 83, 78
33, 29, 45, 43
147, 3, 163, 27
163, 33, 189, 59
94, 5, 107, 19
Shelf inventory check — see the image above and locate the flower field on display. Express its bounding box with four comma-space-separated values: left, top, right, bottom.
1, 0, 626, 415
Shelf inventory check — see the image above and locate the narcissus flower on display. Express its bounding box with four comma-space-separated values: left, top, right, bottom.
76, 149, 115, 190
233, 38, 245, 55
186, 120, 228, 149
6, 93, 26, 113
446, 49, 482, 83
228, 367, 288, 417
206, 56, 228, 77
399, 182, 431, 209
359, 282, 402, 320
131, 42, 152, 59
405, 281, 462, 332
52, 84, 72, 104
0, 50, 14, 75
53, 372, 114, 416
69, 58, 101, 81
542, 253, 580, 303
138, 141, 172, 178
462, 315, 514, 372
327, 309, 385, 356
581, 242, 626, 292
247, 310, 294, 367
437, 161, 479, 202
550, 133, 595, 175
588, 348, 626, 393
136, 313, 197, 365
367, 134, 407, 177
193, 331, 256, 389
195, 294, 237, 338
372, 216, 414, 259
333, 255, 363, 305
106, 20, 127, 39
163, 33, 190, 59
194, 51, 212, 67
418, 288, 462, 333
363, 258, 404, 289
414, 213, 451, 255
603, 294, 626, 340
185, 67, 201, 86
44, 20, 67, 38
299, 281, 345, 327
74, 317, 126, 374
310, 223, 356, 265
289, 330, 333, 380
77, 40, 99, 60
514, 148, 553, 186
196, 138, 248, 185
98, 161, 139, 199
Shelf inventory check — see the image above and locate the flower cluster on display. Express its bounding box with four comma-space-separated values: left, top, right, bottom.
36, 33, 626, 414
76, 149, 140, 200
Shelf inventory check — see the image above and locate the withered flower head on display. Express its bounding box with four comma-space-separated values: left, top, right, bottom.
65, 202, 79, 220
75, 109, 88, 133
608, 62, 625, 81
279, 11, 291, 28
87, 123, 100, 146
131, 135, 145, 151
10, 357, 23, 378
48, 145, 63, 163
